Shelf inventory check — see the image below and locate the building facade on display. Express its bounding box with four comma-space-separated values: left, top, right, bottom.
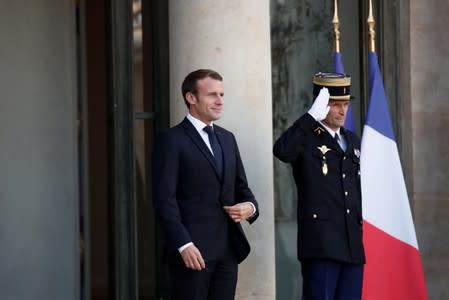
0, 0, 448, 299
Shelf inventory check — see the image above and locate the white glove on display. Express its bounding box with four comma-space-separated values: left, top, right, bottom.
308, 87, 330, 121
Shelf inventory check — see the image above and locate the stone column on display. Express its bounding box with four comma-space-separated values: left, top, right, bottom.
408, 1, 449, 298
169, 1, 275, 299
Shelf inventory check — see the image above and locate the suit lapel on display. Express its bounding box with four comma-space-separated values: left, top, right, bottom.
182, 118, 221, 179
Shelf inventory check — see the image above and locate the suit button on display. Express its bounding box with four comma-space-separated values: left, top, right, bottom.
346, 209, 350, 214
342, 173, 346, 179
344, 191, 348, 196
343, 156, 347, 160
312, 214, 317, 219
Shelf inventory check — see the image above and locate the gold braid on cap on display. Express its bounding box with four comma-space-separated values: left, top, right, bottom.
313, 73, 351, 87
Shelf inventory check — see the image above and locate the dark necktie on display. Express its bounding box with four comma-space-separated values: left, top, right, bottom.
203, 125, 223, 178
334, 133, 346, 151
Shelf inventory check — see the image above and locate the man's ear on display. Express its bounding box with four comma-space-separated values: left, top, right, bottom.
186, 92, 197, 106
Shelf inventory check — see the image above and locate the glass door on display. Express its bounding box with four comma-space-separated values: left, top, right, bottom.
133, 0, 170, 298
79, 0, 169, 298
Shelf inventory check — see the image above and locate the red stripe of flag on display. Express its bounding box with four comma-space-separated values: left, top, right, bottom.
362, 221, 428, 300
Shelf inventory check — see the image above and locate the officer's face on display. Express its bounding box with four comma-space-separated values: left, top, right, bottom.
186, 77, 224, 125
323, 100, 349, 131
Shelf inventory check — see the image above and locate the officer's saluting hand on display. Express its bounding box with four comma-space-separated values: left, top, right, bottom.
308, 87, 330, 121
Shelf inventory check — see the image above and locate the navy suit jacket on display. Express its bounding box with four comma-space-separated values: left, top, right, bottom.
152, 117, 259, 263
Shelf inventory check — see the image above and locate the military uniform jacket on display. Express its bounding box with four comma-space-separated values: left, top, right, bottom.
273, 113, 365, 264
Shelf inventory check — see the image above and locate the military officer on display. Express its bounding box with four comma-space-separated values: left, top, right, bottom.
273, 72, 365, 300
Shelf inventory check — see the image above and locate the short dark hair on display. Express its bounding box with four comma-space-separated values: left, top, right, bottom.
181, 69, 223, 108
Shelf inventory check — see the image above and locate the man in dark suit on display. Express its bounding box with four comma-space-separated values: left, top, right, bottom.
152, 69, 259, 300
273, 73, 365, 300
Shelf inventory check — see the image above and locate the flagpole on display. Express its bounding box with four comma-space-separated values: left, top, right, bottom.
332, 0, 340, 53
332, 0, 357, 132
367, 0, 376, 52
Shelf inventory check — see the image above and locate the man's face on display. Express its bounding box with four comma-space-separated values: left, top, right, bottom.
187, 77, 224, 125
322, 99, 350, 131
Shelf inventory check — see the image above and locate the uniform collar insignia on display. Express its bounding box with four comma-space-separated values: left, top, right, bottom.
314, 126, 325, 135
354, 148, 360, 158
317, 145, 331, 155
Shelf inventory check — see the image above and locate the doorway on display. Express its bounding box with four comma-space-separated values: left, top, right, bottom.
79, 0, 170, 298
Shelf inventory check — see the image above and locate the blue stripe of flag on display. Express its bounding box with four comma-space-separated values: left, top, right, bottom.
334, 52, 356, 132
334, 52, 345, 74
366, 51, 395, 141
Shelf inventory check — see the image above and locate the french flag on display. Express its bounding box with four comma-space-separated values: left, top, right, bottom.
360, 51, 428, 299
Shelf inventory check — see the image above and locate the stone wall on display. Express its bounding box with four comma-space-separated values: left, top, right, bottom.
409, 0, 449, 298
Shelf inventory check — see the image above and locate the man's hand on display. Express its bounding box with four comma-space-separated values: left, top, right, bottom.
308, 87, 330, 121
180, 244, 205, 271
223, 202, 254, 223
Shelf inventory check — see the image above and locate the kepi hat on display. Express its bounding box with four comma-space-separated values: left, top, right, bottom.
313, 72, 352, 100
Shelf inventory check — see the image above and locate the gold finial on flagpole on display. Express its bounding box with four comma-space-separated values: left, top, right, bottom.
333, 0, 341, 53
367, 0, 376, 52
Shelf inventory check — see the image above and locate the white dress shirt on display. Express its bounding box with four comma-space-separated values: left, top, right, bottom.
186, 113, 214, 154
